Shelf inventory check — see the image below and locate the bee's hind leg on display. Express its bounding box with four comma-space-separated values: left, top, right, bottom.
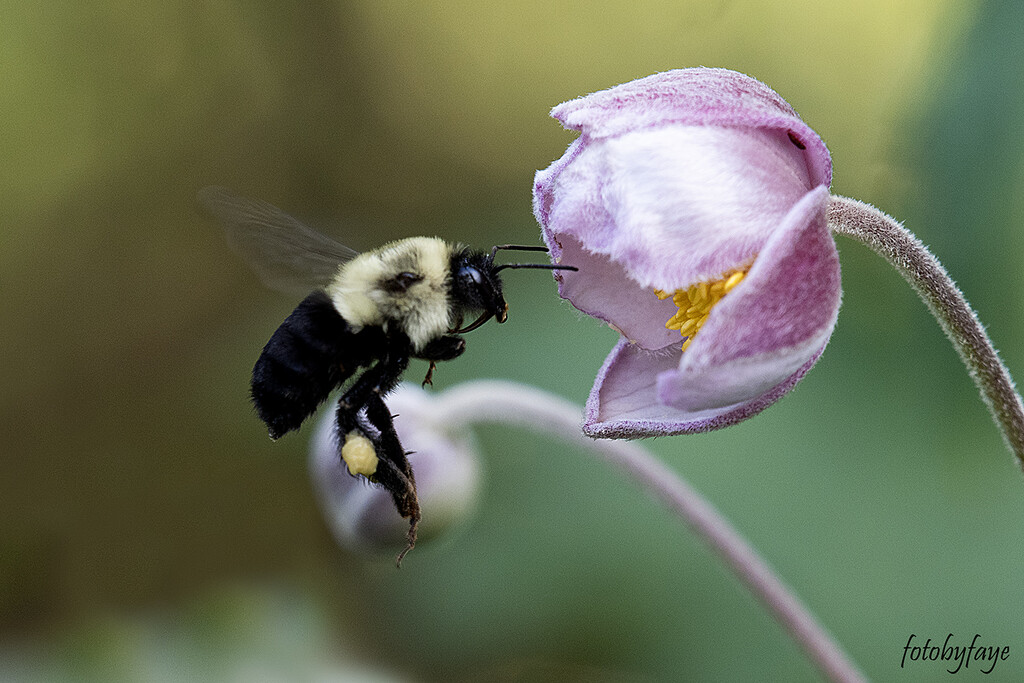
333, 355, 419, 564
333, 351, 409, 437
363, 393, 414, 483
364, 393, 420, 564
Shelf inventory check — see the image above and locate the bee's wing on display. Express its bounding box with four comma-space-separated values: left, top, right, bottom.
198, 186, 360, 295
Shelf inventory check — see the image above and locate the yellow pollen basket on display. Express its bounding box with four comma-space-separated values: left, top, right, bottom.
341, 431, 379, 477
655, 266, 749, 351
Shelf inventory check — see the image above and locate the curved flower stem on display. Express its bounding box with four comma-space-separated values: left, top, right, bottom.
431, 380, 866, 683
828, 195, 1024, 467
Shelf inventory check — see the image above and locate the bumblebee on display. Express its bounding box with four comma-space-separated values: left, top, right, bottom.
199, 187, 575, 562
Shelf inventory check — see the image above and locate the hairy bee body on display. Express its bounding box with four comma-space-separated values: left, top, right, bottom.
251, 290, 381, 440
199, 187, 573, 563
251, 237, 486, 442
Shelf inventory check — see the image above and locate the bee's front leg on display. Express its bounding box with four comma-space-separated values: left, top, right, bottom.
415, 335, 466, 386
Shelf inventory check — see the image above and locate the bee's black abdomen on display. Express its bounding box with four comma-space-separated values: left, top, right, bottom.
251, 290, 353, 439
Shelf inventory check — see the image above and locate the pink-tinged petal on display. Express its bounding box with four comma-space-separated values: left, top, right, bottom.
551, 68, 831, 187
658, 186, 840, 411
538, 125, 815, 310
549, 235, 683, 349
533, 137, 584, 246
584, 337, 827, 438
584, 338, 687, 430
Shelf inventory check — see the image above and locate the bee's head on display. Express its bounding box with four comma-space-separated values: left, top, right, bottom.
450, 250, 508, 333
448, 245, 577, 334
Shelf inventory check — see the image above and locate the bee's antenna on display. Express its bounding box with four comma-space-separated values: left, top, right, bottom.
488, 244, 576, 274
492, 263, 578, 274
490, 244, 549, 259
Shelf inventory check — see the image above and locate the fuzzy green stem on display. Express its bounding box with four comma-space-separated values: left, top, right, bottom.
828, 195, 1024, 467
431, 380, 866, 683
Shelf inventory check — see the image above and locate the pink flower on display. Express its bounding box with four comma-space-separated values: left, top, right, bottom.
533, 68, 841, 438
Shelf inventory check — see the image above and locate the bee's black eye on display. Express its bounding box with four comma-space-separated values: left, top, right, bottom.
382, 271, 422, 293
461, 266, 483, 287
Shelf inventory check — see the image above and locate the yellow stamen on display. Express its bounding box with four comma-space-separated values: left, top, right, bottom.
688, 284, 704, 306
724, 271, 745, 292
656, 264, 751, 351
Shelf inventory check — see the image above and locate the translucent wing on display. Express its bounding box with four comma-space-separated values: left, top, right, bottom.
198, 186, 360, 295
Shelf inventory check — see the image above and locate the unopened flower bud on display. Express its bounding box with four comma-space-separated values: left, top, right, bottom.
309, 383, 480, 555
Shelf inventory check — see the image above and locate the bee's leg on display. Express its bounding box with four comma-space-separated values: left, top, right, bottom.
364, 393, 414, 482
334, 354, 419, 564
335, 353, 410, 432
416, 334, 466, 362
414, 335, 465, 386
364, 392, 420, 564
334, 354, 407, 468
334, 395, 358, 438
422, 362, 437, 387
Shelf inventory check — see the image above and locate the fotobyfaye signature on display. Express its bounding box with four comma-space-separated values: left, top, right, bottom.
902, 634, 1010, 674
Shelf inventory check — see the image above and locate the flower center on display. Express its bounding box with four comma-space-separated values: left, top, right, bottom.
655, 266, 749, 351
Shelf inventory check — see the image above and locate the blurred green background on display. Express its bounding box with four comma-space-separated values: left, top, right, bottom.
3, 0, 1023, 680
